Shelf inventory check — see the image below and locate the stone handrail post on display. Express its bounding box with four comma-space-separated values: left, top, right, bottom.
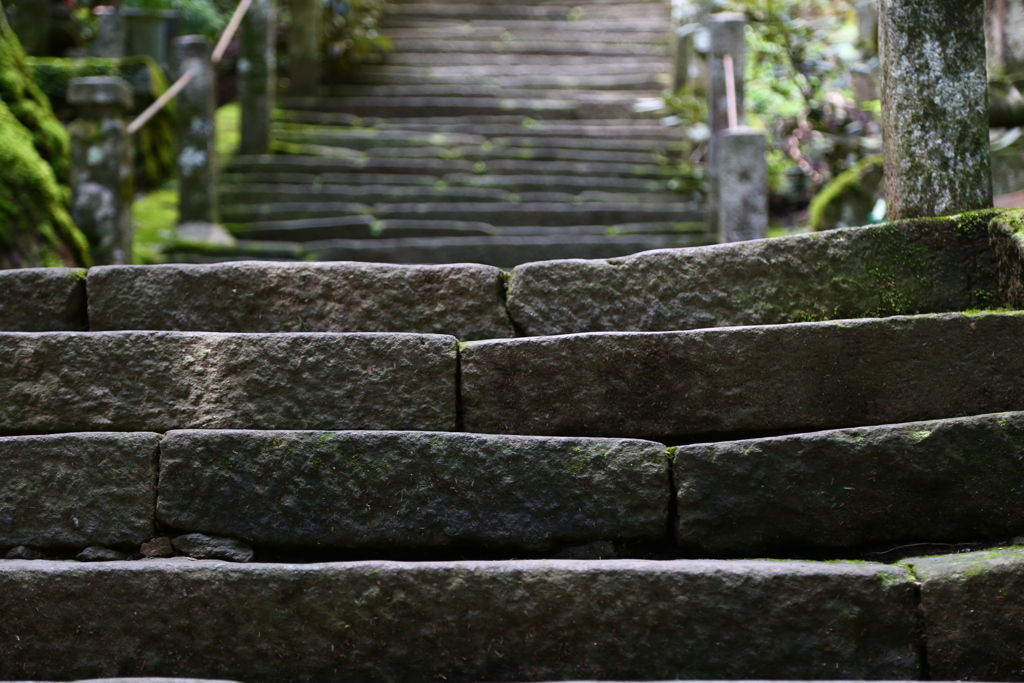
68, 76, 135, 265
705, 13, 746, 239
91, 5, 125, 58
172, 35, 220, 231
240, 0, 276, 154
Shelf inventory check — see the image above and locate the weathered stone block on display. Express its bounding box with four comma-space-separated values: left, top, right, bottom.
0, 332, 457, 434
461, 311, 1024, 440
87, 262, 513, 340
157, 430, 669, 554
0, 558, 919, 681
506, 212, 1001, 336
675, 412, 1024, 555
907, 548, 1024, 680
0, 268, 88, 331
0, 432, 158, 549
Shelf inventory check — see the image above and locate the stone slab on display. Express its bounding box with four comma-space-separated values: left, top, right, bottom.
0, 332, 457, 434
905, 548, 1024, 680
87, 262, 513, 341
0, 268, 88, 332
157, 430, 669, 554
505, 213, 1001, 336
0, 558, 918, 681
460, 311, 1024, 440
0, 433, 159, 550
674, 412, 1024, 555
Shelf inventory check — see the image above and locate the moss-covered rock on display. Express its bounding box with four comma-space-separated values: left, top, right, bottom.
28, 56, 175, 188
0, 2, 89, 268
809, 154, 884, 232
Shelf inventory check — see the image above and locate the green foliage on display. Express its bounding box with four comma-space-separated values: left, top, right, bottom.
663, 1, 882, 215
320, 0, 393, 75
124, 0, 228, 37
808, 153, 883, 231
28, 55, 175, 188
0, 3, 89, 267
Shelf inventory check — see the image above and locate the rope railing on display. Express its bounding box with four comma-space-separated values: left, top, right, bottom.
124, 0, 253, 135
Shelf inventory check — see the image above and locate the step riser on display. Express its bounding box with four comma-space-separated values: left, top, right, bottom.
389, 41, 670, 56
8, 414, 1024, 556
222, 204, 699, 227
87, 262, 511, 339
301, 234, 711, 267
461, 312, 1024, 440
506, 213, 1001, 335
0, 559, 919, 682
0, 333, 458, 434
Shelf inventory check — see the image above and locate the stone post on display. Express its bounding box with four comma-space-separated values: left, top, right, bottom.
671, 1, 699, 92
67, 77, 134, 265
240, 0, 276, 155
705, 12, 746, 237
718, 128, 768, 243
173, 35, 219, 227
10, 0, 51, 55
856, 0, 878, 54
288, 0, 320, 97
91, 6, 125, 58
879, 0, 992, 220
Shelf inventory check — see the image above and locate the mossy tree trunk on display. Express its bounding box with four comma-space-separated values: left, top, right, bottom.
0, 0, 90, 268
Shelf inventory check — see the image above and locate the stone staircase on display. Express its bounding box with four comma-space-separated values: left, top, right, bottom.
4, 209, 1024, 681
169, 0, 709, 266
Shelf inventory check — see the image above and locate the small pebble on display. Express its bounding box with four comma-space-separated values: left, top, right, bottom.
140, 536, 175, 558
76, 546, 129, 562
172, 533, 254, 562
4, 545, 44, 560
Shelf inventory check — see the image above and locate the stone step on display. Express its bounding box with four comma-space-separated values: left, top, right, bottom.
0, 332, 458, 434
675, 411, 1024, 556
389, 39, 670, 56
222, 201, 699, 227
381, 52, 670, 68
87, 261, 511, 339
0, 558, 918, 681
381, 18, 672, 32
383, 26, 671, 43
279, 95, 654, 120
506, 211, 1001, 336
7, 412, 1024, 559
346, 61, 671, 78
273, 117, 681, 141
225, 155, 668, 179
271, 126, 682, 152
342, 70, 669, 90
388, 3, 671, 21
314, 85, 664, 105
228, 216, 696, 243
301, 233, 713, 267
221, 170, 670, 194
0, 267, 87, 332
220, 185, 679, 207
460, 311, 1024, 441
267, 141, 665, 166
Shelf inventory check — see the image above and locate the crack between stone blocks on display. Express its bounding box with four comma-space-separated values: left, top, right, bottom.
455, 343, 465, 433
903, 560, 930, 681
664, 446, 678, 549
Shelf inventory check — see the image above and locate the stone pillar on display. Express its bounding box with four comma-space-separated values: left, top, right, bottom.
10, 0, 51, 55
240, 0, 276, 155
705, 12, 746, 237
91, 6, 125, 58
856, 0, 878, 54
671, 1, 699, 92
173, 35, 219, 226
288, 0, 320, 97
67, 77, 135, 265
879, 0, 992, 220
718, 128, 768, 243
